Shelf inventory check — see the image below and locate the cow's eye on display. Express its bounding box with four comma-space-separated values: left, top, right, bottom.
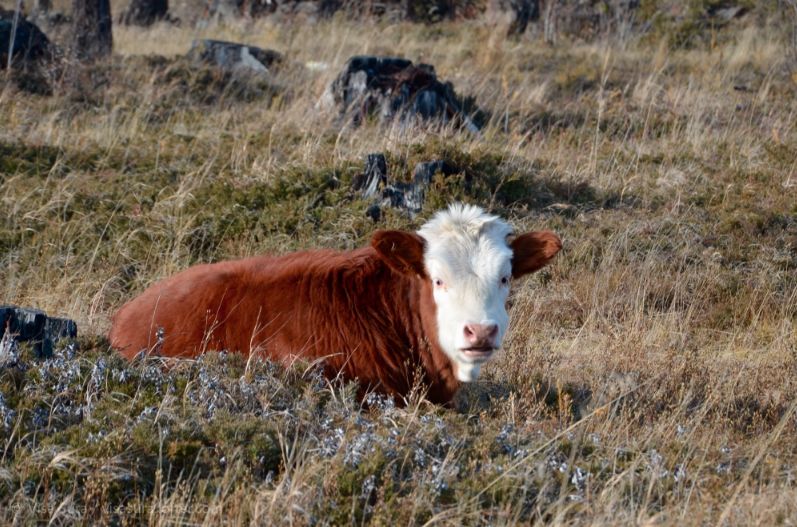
501, 276, 510, 286
433, 278, 444, 288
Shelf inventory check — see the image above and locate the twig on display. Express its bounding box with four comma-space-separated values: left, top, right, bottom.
7, 0, 24, 70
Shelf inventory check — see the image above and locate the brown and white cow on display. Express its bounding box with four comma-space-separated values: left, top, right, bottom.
109, 204, 561, 404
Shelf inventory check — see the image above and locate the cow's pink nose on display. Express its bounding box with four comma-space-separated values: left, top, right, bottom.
463, 323, 498, 346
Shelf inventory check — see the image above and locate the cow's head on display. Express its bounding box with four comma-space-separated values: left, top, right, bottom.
372, 203, 561, 382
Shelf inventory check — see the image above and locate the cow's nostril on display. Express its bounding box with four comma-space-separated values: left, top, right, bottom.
464, 323, 497, 345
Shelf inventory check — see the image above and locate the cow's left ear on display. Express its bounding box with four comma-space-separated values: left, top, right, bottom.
372, 230, 427, 277
510, 231, 562, 278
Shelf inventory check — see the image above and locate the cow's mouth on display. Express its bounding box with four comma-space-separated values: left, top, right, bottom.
460, 347, 495, 361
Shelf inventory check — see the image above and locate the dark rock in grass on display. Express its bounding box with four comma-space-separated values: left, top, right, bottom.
327, 55, 482, 133
365, 203, 382, 222
188, 39, 282, 76
709, 5, 746, 22
0, 305, 77, 359
355, 153, 460, 218
1, 9, 60, 95
0, 9, 54, 68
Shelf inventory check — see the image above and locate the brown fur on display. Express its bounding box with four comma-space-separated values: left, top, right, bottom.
109, 229, 560, 404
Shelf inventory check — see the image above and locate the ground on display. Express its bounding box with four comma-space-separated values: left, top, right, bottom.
1, 2, 797, 525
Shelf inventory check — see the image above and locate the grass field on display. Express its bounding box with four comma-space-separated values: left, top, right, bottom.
1, 2, 797, 524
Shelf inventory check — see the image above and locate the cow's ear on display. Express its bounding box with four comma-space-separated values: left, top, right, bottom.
372, 230, 427, 278
510, 231, 562, 278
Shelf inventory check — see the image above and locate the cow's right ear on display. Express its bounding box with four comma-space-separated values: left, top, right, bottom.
371, 230, 427, 278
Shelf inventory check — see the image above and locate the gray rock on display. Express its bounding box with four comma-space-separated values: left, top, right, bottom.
0, 305, 77, 358
328, 55, 482, 133
0, 8, 53, 68
188, 39, 282, 75
711, 5, 746, 22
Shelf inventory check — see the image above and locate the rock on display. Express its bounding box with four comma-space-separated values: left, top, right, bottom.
0, 9, 58, 94
354, 153, 460, 218
327, 56, 482, 133
188, 39, 282, 75
0, 9, 54, 68
365, 204, 382, 222
0, 305, 77, 358
710, 5, 746, 22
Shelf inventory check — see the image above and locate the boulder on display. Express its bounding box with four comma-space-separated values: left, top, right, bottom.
0, 9, 54, 68
0, 305, 77, 358
188, 39, 282, 75
326, 56, 482, 133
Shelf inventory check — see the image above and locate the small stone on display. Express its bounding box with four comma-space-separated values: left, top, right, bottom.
365, 204, 381, 222
188, 39, 282, 76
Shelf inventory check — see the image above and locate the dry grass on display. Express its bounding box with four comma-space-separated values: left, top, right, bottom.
1, 3, 797, 525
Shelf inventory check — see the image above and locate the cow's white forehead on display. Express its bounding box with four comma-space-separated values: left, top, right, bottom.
417, 204, 513, 276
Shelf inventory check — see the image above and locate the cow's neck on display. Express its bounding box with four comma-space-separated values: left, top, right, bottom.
301, 248, 461, 405
398, 265, 460, 405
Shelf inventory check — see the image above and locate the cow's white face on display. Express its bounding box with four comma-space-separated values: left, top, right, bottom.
418, 207, 514, 381
371, 203, 562, 384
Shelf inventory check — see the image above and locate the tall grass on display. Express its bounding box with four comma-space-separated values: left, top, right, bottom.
1, 4, 796, 524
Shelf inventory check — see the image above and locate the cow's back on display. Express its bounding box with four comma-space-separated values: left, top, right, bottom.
110, 258, 248, 358
109, 248, 377, 360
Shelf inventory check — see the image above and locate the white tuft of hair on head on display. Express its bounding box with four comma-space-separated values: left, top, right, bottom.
419, 203, 513, 242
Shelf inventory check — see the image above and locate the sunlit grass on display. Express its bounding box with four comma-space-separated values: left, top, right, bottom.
1, 3, 797, 524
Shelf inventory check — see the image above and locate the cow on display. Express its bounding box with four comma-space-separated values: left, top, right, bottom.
109, 203, 561, 404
